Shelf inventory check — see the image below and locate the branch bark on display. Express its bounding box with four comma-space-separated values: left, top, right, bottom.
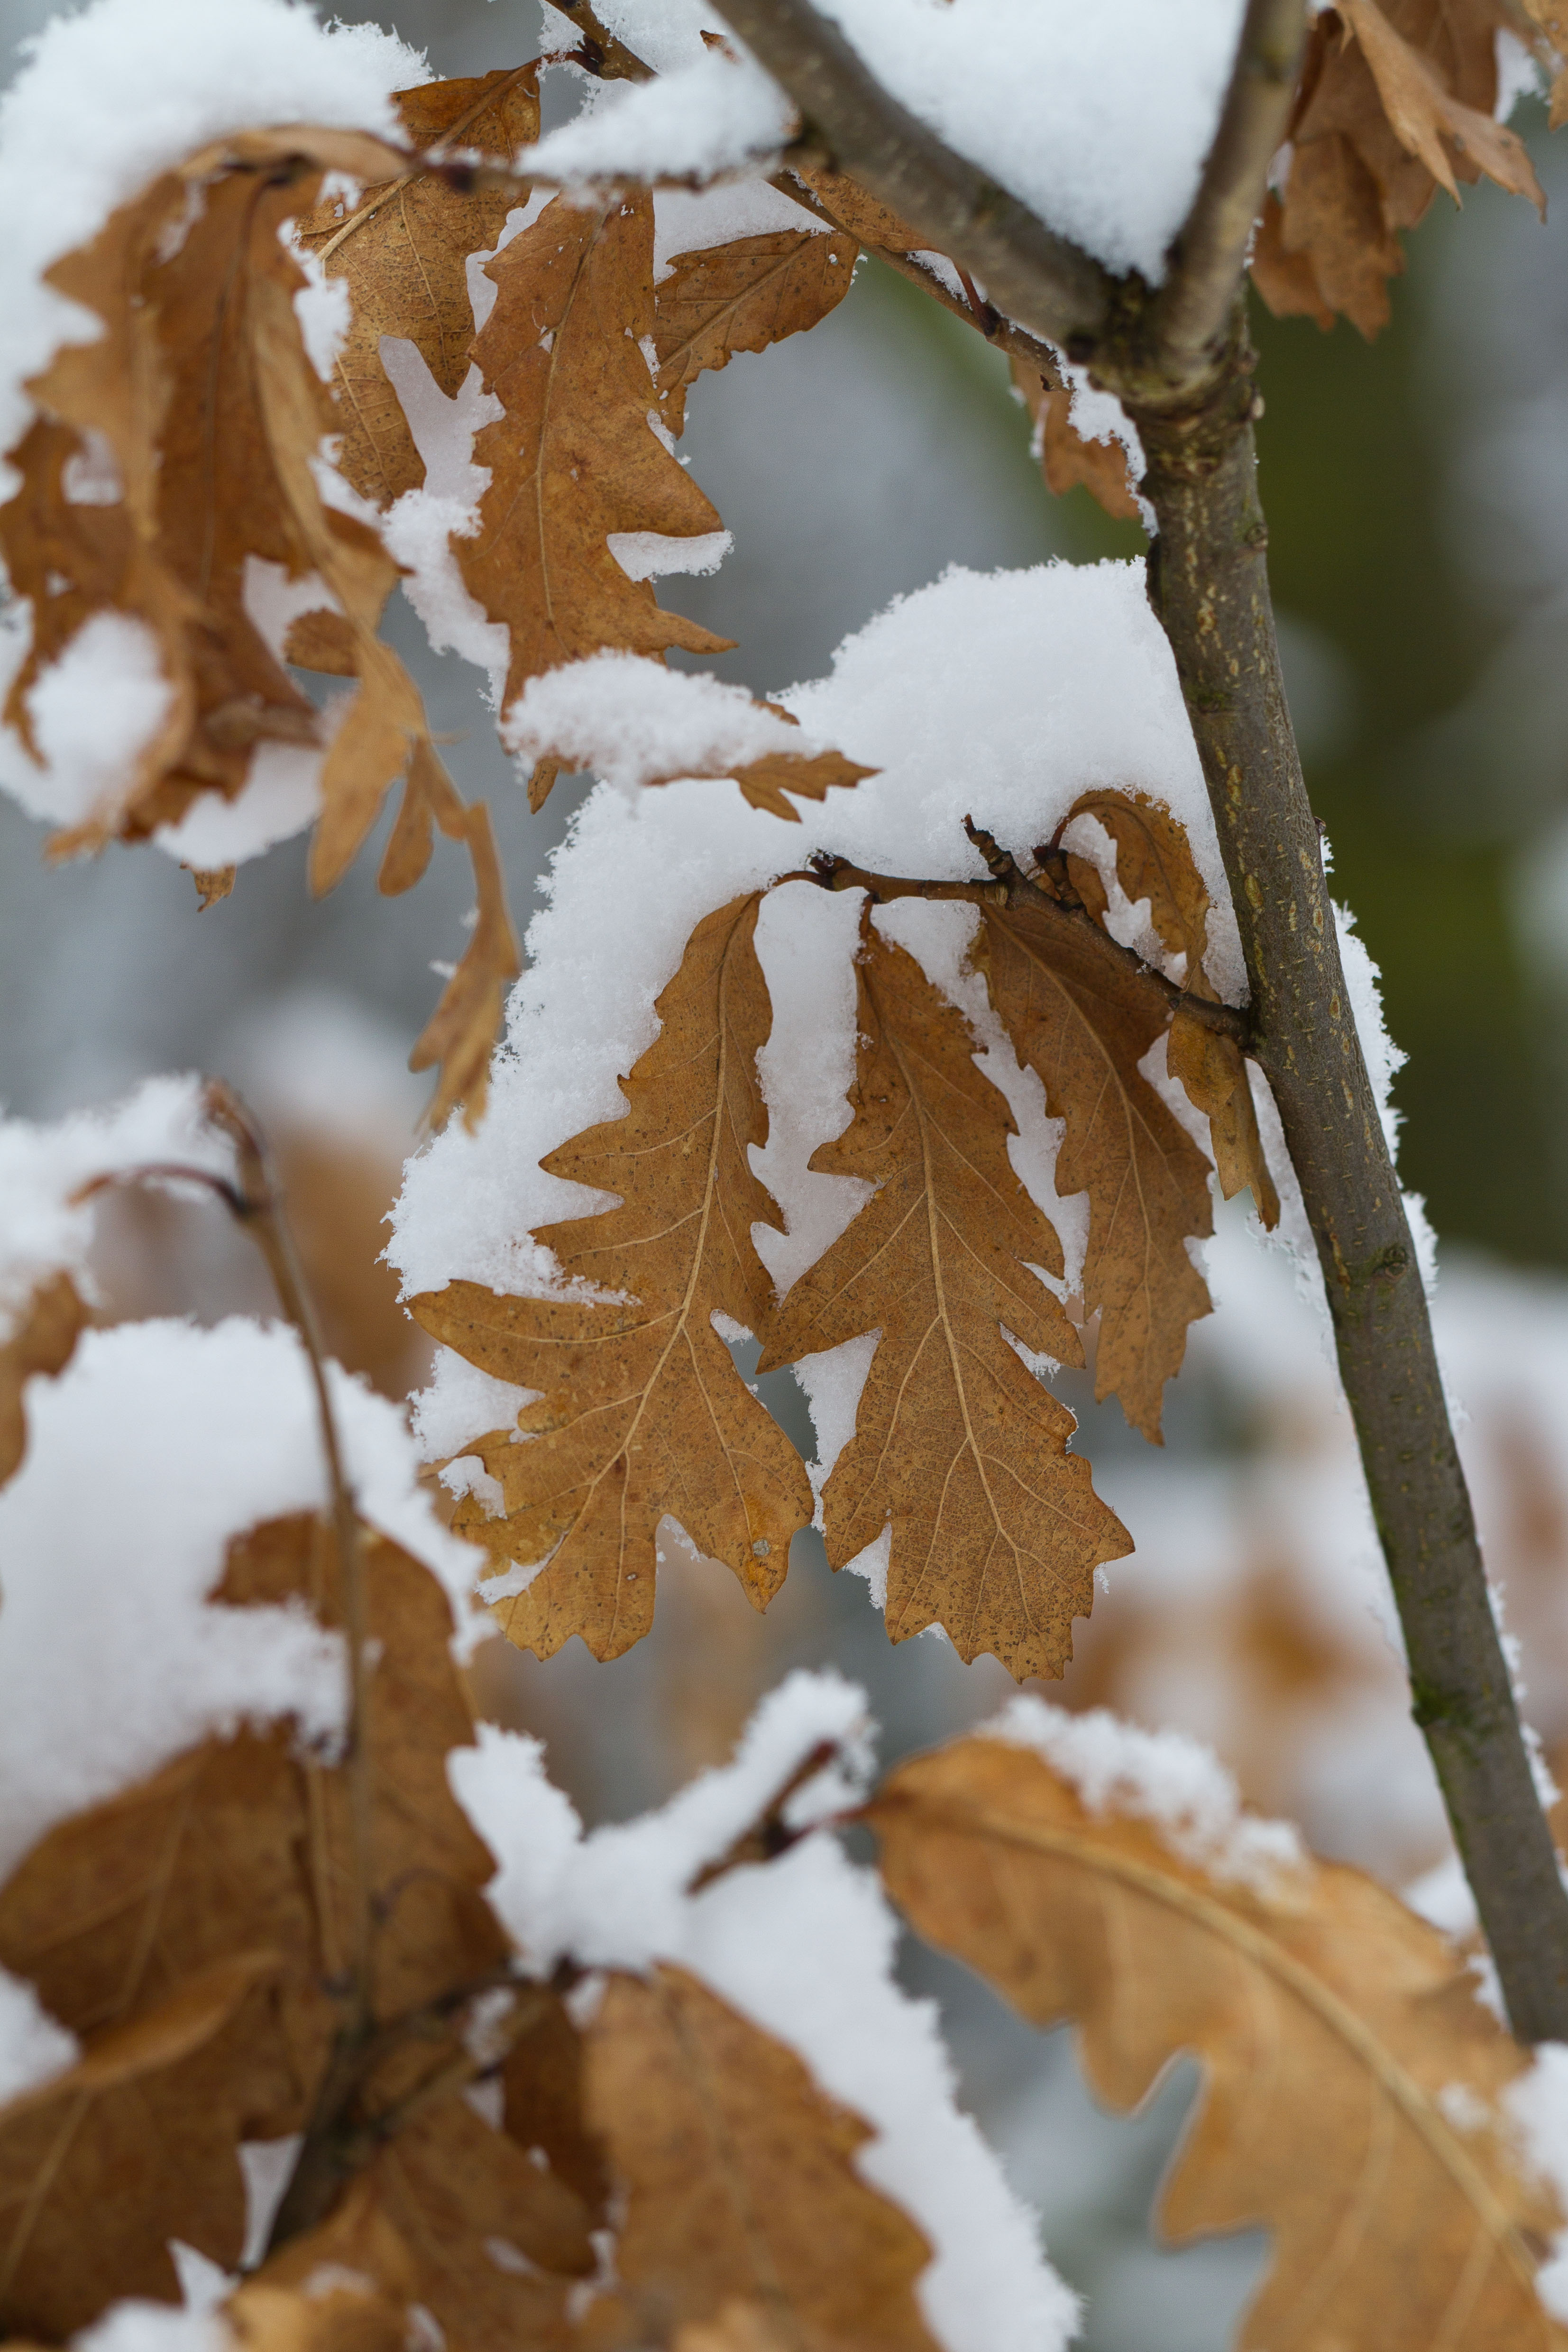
723, 0, 1568, 2039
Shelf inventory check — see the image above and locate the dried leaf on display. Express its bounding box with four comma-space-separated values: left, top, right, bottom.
976, 899, 1215, 1442
1523, 0, 1568, 128
1249, 193, 1337, 331
721, 747, 876, 821
1062, 788, 1277, 1228
188, 864, 237, 910
0, 1514, 507, 2332
294, 69, 542, 510
458, 193, 734, 719
0, 1953, 284, 2336
784, 160, 931, 258
651, 229, 856, 440
411, 895, 812, 1661
1341, 0, 1545, 213
0, 1272, 85, 1489
758, 920, 1129, 1681
228, 2185, 416, 2352
1261, 0, 1540, 337
1, 129, 432, 872
582, 1965, 940, 2352
503, 1987, 613, 2228
871, 1733, 1568, 2352
1009, 365, 1140, 524
406, 791, 522, 1132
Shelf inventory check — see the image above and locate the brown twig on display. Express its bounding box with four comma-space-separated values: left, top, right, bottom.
687, 1738, 848, 1894
1149, 0, 1308, 380
791, 845, 1252, 1047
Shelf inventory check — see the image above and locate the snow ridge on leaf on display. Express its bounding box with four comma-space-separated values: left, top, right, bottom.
411, 893, 813, 1662
758, 918, 1130, 1682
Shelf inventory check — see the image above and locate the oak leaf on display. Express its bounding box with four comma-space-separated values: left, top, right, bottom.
1061, 789, 1278, 1229
295, 68, 542, 511
1258, 0, 1542, 338
651, 228, 857, 440
758, 919, 1130, 1681
871, 1730, 1568, 2352
1009, 363, 1140, 525
0, 1513, 508, 2330
457, 192, 734, 723
411, 894, 813, 1662
1523, 0, 1568, 128
581, 1965, 940, 2352
975, 893, 1215, 1443
0, 1272, 84, 1490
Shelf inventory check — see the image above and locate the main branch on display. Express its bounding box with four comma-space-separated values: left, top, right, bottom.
724, 0, 1568, 2039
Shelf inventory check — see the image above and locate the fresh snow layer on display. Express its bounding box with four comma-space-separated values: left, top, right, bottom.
452, 1671, 1079, 2352
392, 559, 1241, 1315
544, 0, 1246, 283
522, 46, 794, 186
0, 0, 425, 473
1507, 2045, 1568, 2322
0, 1314, 485, 1882
503, 651, 834, 790
987, 1695, 1306, 1892
0, 1074, 234, 1340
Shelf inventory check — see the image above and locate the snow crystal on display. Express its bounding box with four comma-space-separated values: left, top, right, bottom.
803, 0, 1247, 284
522, 47, 794, 188
503, 652, 831, 790
0, 1965, 79, 2106
986, 1695, 1307, 1892
453, 1671, 1078, 2352
391, 559, 1238, 1309
1507, 2044, 1568, 2322
0, 1074, 234, 1340
0, 0, 426, 475
0, 1314, 485, 1880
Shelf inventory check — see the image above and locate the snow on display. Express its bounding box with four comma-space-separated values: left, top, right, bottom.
502, 651, 837, 791
0, 1074, 234, 1341
73, 2308, 229, 2352
0, 1964, 79, 2106
391, 559, 1241, 1314
0, 1313, 486, 1882
1507, 2044, 1568, 2322
0, 612, 174, 840
521, 47, 794, 189
452, 1670, 1079, 2352
0, 0, 426, 477
986, 1694, 1307, 1892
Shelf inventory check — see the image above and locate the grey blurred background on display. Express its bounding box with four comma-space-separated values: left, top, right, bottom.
8, 2, 1568, 2345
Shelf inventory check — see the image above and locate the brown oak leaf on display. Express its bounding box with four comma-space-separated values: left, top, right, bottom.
758, 918, 1130, 1681
0, 1273, 85, 1490
411, 894, 813, 1662
651, 228, 856, 439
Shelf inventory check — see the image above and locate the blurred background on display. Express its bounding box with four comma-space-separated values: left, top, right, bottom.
7, 3, 1568, 2345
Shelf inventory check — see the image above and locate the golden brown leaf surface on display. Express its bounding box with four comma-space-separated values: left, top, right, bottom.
1257, 0, 1544, 337
296, 69, 541, 509
458, 193, 733, 718
412, 895, 812, 1662
976, 887, 1216, 1443
1009, 364, 1140, 524
581, 1966, 940, 2352
0, 1272, 84, 1490
651, 229, 856, 439
872, 1733, 1568, 2352
1063, 789, 1278, 1228
0, 1514, 506, 2334
759, 921, 1128, 1680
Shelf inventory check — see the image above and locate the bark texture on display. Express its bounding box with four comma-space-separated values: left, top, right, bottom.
1131, 334, 1568, 2043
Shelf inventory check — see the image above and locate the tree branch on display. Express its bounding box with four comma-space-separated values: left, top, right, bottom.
724, 0, 1568, 2040
714, 0, 1115, 356
1149, 0, 1308, 379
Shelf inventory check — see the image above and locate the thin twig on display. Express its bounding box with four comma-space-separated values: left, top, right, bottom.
1150, 0, 1309, 378
687, 1738, 846, 1894
791, 850, 1252, 1047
